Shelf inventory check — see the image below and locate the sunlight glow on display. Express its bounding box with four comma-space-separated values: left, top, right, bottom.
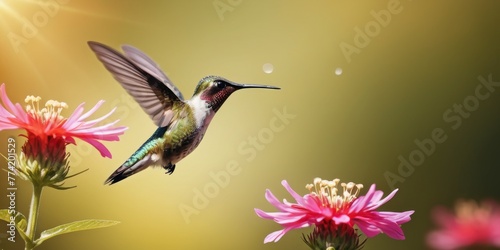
0, 0, 146, 88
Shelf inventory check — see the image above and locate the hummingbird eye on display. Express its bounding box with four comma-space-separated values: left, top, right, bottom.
214, 81, 226, 89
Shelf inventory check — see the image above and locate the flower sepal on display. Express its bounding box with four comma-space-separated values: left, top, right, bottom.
303, 222, 366, 250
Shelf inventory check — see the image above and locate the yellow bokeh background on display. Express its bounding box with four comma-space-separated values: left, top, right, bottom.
1, 0, 500, 249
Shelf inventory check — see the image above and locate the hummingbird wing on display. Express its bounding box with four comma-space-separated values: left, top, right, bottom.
88, 41, 182, 127
121, 45, 184, 100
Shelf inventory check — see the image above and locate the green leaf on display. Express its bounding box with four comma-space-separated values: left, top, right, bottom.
0, 209, 10, 222
36, 219, 120, 245
0, 209, 32, 244
14, 212, 31, 244
14, 211, 28, 231
0, 209, 27, 231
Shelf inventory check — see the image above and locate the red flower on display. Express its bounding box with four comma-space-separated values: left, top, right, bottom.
0, 83, 127, 158
255, 178, 414, 245
427, 200, 500, 250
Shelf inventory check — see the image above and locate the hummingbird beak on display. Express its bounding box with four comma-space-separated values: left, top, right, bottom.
228, 81, 281, 90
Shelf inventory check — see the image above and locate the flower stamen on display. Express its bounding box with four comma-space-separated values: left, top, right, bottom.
24, 96, 68, 123
307, 178, 363, 210
455, 200, 492, 223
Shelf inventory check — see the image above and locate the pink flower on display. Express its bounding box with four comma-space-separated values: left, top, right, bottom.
0, 83, 127, 158
254, 178, 414, 245
427, 200, 500, 250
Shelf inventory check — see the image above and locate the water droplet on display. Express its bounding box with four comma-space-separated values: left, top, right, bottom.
263, 63, 274, 74
335, 67, 343, 76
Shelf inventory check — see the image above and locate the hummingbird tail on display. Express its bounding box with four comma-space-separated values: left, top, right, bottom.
106, 127, 167, 185
105, 154, 158, 185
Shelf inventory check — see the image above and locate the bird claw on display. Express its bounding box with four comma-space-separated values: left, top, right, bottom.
163, 163, 176, 175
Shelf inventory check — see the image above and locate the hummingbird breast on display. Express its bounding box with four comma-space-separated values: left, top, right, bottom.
163, 129, 204, 164
161, 100, 215, 165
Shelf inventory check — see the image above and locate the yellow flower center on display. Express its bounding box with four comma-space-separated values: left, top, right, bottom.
25, 95, 68, 121
306, 178, 363, 210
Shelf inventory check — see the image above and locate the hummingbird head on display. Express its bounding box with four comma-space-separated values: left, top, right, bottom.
192, 76, 280, 112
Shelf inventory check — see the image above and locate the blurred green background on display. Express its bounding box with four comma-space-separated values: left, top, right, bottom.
1, 0, 500, 249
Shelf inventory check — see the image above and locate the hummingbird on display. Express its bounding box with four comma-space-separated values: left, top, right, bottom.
88, 41, 280, 184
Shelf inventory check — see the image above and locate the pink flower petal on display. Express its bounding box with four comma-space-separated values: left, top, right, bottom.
430, 207, 457, 228
264, 229, 288, 243
63, 103, 86, 130
78, 137, 113, 158
0, 84, 127, 162
378, 211, 414, 224
78, 105, 115, 127
264, 189, 288, 211
77, 100, 104, 121
427, 200, 500, 249
367, 189, 399, 211
0, 84, 28, 123
255, 179, 413, 244
333, 214, 351, 224
350, 184, 377, 213
281, 180, 306, 205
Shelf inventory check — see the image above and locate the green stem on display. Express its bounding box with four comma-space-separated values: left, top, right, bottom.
25, 183, 43, 250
